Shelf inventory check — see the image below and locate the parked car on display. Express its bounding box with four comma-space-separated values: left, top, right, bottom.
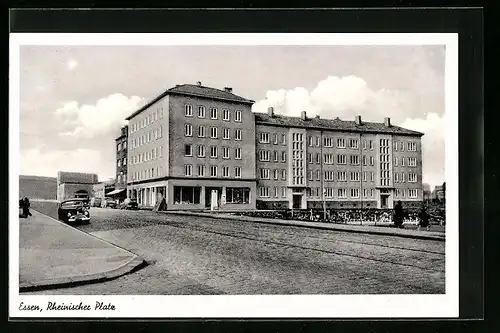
102, 197, 117, 208
57, 199, 90, 224
120, 198, 139, 210
91, 197, 102, 207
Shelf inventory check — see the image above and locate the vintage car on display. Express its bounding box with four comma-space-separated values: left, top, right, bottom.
120, 198, 139, 210
102, 197, 118, 209
57, 199, 91, 224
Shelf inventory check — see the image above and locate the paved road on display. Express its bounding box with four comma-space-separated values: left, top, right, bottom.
23, 206, 445, 295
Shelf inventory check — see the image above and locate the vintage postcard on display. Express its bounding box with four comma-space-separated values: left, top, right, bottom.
10, 33, 458, 318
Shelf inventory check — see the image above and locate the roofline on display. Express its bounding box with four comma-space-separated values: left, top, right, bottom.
255, 120, 424, 137
125, 90, 255, 120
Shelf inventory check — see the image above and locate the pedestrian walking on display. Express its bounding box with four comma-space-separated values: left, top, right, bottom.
22, 197, 32, 217
418, 204, 430, 231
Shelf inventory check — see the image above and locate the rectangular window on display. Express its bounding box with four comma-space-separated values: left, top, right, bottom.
281, 151, 286, 162
350, 188, 360, 198
274, 169, 279, 180
324, 153, 334, 164
117, 143, 121, 151
338, 188, 347, 198
222, 109, 230, 121
197, 165, 205, 177
409, 173, 417, 182
402, 157, 406, 166
210, 146, 218, 158
184, 165, 192, 176
400, 142, 405, 151
281, 169, 286, 180
282, 134, 287, 145
173, 186, 201, 204
117, 160, 121, 167
349, 139, 359, 149
259, 186, 270, 198
350, 155, 359, 165
308, 170, 313, 181
324, 171, 334, 181
316, 170, 321, 181
123, 157, 127, 165
337, 154, 347, 164
281, 187, 286, 198
369, 140, 374, 150
394, 157, 399, 166
394, 142, 399, 151
222, 147, 230, 159
235, 129, 242, 140
223, 128, 230, 139
274, 151, 279, 162
259, 168, 270, 179
408, 157, 417, 167
350, 172, 359, 181
234, 110, 242, 122
197, 145, 205, 157
409, 189, 418, 198
259, 132, 270, 143
316, 137, 321, 147
210, 165, 218, 177
185, 124, 192, 137
308, 153, 313, 164
316, 153, 321, 164
408, 142, 417, 151
185, 104, 193, 117
235, 148, 242, 159
308, 136, 314, 146
362, 156, 367, 166
198, 125, 206, 138
395, 173, 400, 182
273, 134, 278, 145
324, 137, 334, 147
325, 188, 334, 198
210, 107, 218, 119
337, 171, 347, 181
234, 166, 241, 178
337, 138, 346, 148
185, 144, 192, 156
222, 166, 230, 177
259, 150, 270, 161
226, 187, 250, 204
210, 127, 218, 138
370, 171, 374, 182
370, 156, 374, 165
198, 106, 206, 118
402, 173, 406, 182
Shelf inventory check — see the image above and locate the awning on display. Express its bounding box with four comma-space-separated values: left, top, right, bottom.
107, 189, 126, 195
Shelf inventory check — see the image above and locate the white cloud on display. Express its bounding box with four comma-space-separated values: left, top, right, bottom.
251, 75, 445, 188
67, 59, 78, 70
19, 148, 114, 180
55, 93, 144, 139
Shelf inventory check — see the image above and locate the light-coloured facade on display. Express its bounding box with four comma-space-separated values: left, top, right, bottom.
56, 171, 98, 202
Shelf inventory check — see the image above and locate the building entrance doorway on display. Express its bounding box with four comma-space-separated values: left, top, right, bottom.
205, 187, 222, 209
292, 194, 302, 209
74, 190, 89, 199
381, 194, 389, 208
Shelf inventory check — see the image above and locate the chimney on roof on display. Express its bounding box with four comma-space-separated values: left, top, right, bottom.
196, 81, 202, 86
384, 117, 391, 127
355, 115, 362, 125
301, 111, 307, 120
268, 107, 274, 117
224, 87, 233, 93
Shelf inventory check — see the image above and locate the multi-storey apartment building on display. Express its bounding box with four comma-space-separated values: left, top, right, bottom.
255, 108, 424, 210
125, 82, 256, 210
124, 82, 424, 211
115, 125, 128, 189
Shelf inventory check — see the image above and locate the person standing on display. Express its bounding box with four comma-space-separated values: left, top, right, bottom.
22, 197, 32, 217
418, 204, 430, 231
393, 200, 404, 228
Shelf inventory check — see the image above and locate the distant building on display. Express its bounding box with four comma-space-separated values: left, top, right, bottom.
432, 183, 445, 201
19, 175, 57, 200
56, 171, 99, 201
115, 125, 128, 189
423, 183, 432, 201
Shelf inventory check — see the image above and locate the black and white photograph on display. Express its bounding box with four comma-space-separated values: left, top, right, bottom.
10, 33, 459, 318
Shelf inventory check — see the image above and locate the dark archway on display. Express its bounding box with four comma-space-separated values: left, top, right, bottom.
74, 189, 89, 199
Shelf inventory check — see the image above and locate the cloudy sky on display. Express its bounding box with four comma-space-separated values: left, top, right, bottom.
18, 44, 445, 188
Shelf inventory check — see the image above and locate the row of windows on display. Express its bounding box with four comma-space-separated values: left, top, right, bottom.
117, 141, 127, 151
131, 126, 163, 149
259, 186, 287, 198
117, 157, 127, 167
394, 141, 418, 152
130, 107, 164, 134
394, 173, 418, 183
259, 132, 287, 145
184, 104, 242, 122
184, 144, 242, 159
395, 188, 419, 198
258, 186, 373, 199
258, 150, 287, 162
394, 157, 418, 167
117, 172, 126, 184
130, 165, 165, 181
131, 146, 163, 165
185, 124, 243, 140
184, 164, 242, 178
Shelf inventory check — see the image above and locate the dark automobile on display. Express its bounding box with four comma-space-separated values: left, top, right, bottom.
57, 199, 91, 224
120, 199, 139, 210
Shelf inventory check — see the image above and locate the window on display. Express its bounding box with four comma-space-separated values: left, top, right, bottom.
395, 173, 400, 182
259, 150, 270, 161
226, 187, 250, 204
210, 146, 218, 158
185, 144, 193, 156
281, 169, 287, 180
394, 157, 399, 166
325, 188, 334, 198
223, 128, 230, 139
316, 170, 321, 181
234, 166, 241, 178
350, 172, 359, 181
321, 153, 333, 164
188, 144, 201, 158
197, 165, 205, 177
324, 137, 334, 147
369, 140, 374, 150
235, 148, 242, 159
324, 171, 334, 181
308, 170, 313, 181
408, 157, 417, 167
281, 151, 287, 162
408, 189, 418, 198
402, 157, 406, 166
235, 110, 242, 122
409, 173, 417, 182
173, 186, 201, 204
350, 188, 360, 198
273, 134, 278, 145
210, 107, 218, 119
123, 158, 127, 165
198, 106, 206, 118
370, 156, 374, 165
259, 132, 270, 143
185, 104, 193, 117
308, 136, 314, 146
222, 109, 230, 121
400, 142, 405, 151
274, 151, 279, 162
401, 173, 406, 182
337, 138, 346, 148
370, 172, 374, 182
222, 147, 230, 159
117, 143, 121, 151
338, 188, 347, 198
316, 137, 321, 147
408, 142, 417, 151
198, 125, 206, 138
350, 155, 360, 165
394, 142, 398, 151
259, 186, 270, 198
185, 124, 192, 137
362, 140, 367, 149
260, 168, 270, 179
308, 153, 313, 164
184, 165, 192, 176
210, 127, 218, 138
362, 156, 367, 166
349, 139, 359, 149
225, 129, 237, 142
337, 154, 347, 164
282, 134, 287, 145
316, 153, 321, 164
117, 160, 121, 167
281, 187, 287, 198
123, 141, 127, 149
274, 169, 279, 180
210, 165, 218, 177
222, 166, 230, 177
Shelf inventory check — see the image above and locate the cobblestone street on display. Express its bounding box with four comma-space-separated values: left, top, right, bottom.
24, 204, 445, 295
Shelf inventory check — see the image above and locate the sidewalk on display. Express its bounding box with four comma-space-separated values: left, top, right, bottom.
19, 210, 146, 292
159, 210, 445, 242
